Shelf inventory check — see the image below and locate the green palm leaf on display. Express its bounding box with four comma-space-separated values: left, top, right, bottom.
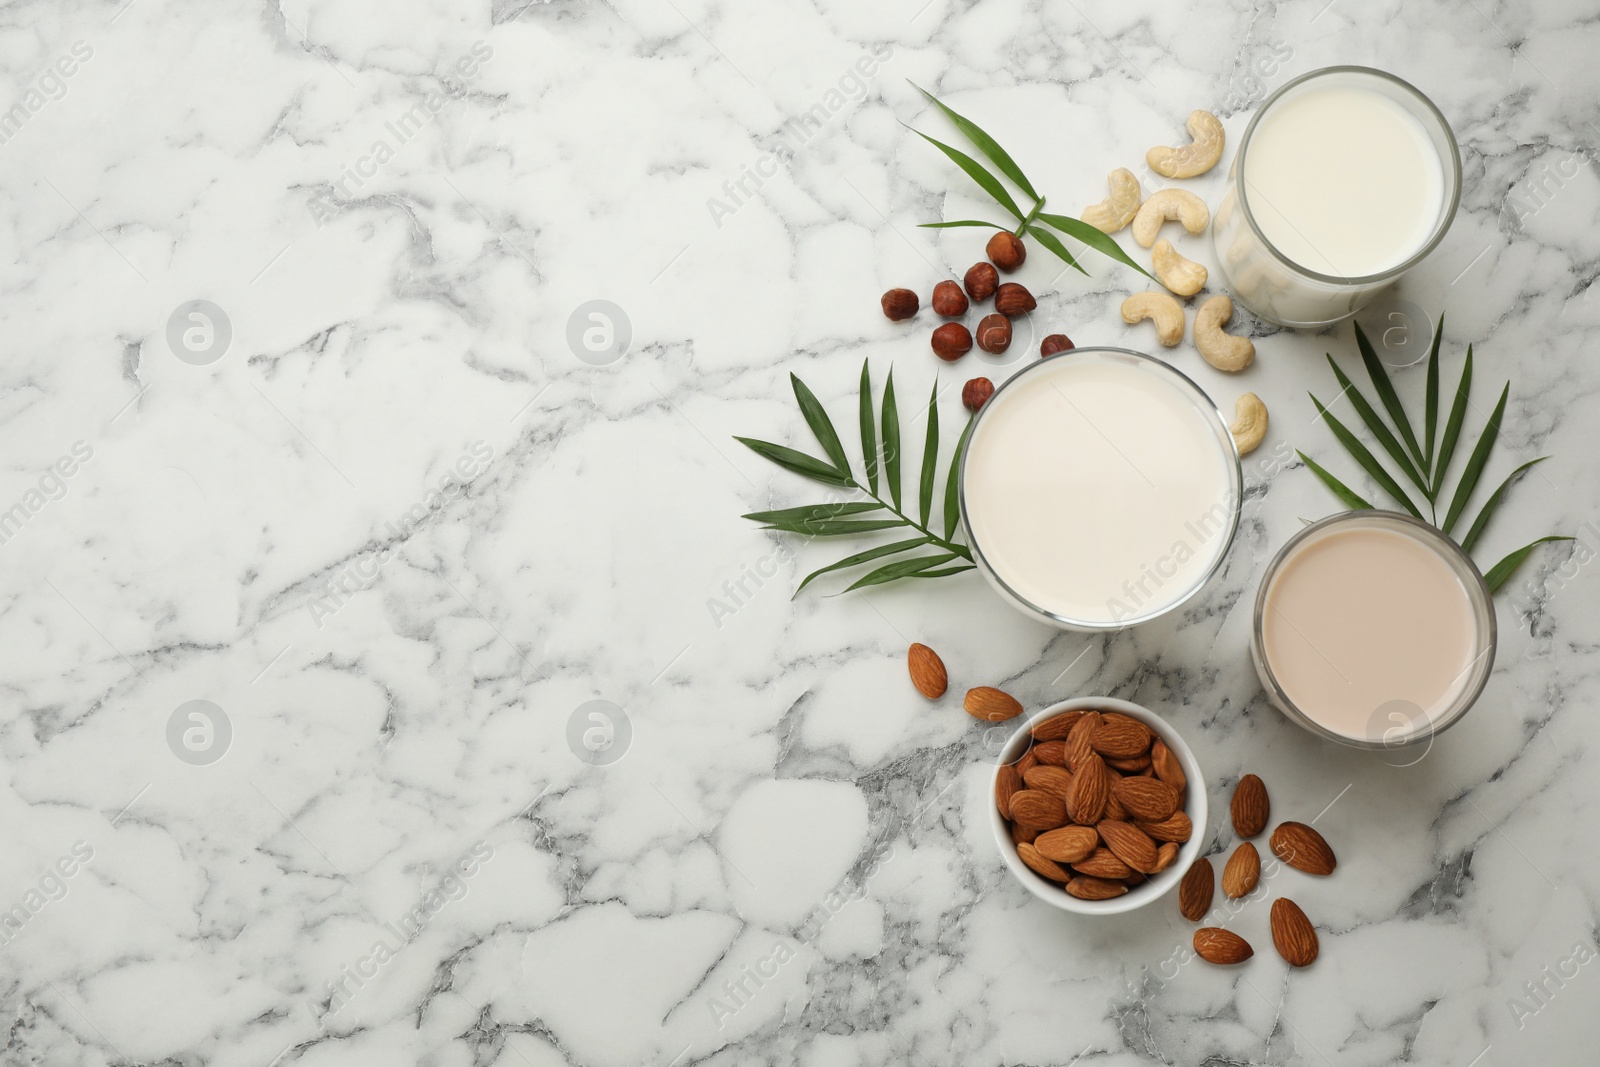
1484, 536, 1573, 593
1460, 457, 1547, 554
919, 379, 939, 527
791, 373, 850, 474
1353, 321, 1425, 468
1423, 314, 1443, 474
1432, 345, 1472, 497
758, 517, 908, 537
1309, 395, 1422, 518
795, 536, 930, 595
1442, 383, 1509, 536
1035, 212, 1156, 282
919, 219, 1010, 230
1323, 356, 1430, 500
944, 414, 975, 539
743, 502, 882, 525
840, 551, 960, 592
882, 369, 902, 510
911, 82, 1039, 201
859, 360, 877, 495
735, 437, 851, 487
1024, 224, 1085, 275
907, 128, 1025, 221
1298, 451, 1375, 510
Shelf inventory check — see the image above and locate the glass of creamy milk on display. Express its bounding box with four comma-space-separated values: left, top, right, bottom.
1250, 511, 1496, 749
1211, 66, 1462, 328
959, 348, 1242, 631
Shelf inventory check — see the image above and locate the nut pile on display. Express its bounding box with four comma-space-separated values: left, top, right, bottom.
996, 708, 1193, 902
1181, 772, 1334, 968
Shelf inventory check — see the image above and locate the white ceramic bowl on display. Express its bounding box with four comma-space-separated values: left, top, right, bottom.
990, 697, 1207, 915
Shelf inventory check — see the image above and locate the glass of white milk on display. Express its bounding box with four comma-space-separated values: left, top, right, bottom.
1211, 67, 1462, 328
958, 348, 1242, 632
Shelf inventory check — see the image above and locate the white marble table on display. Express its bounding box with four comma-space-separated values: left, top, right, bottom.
3, 0, 1597, 1063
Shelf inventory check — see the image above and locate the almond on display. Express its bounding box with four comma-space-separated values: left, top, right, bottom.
1230, 773, 1270, 838
1073, 847, 1134, 880
1031, 710, 1083, 742
1065, 711, 1102, 770
1097, 819, 1160, 874
1177, 857, 1213, 921
1150, 740, 1187, 792
964, 686, 1023, 722
1016, 842, 1070, 882
1270, 897, 1319, 967
1112, 776, 1180, 822
1034, 825, 1099, 864
995, 764, 1021, 820
1008, 789, 1068, 831
1022, 764, 1074, 801
1032, 740, 1068, 766
1090, 717, 1151, 759
1107, 753, 1152, 773
1103, 788, 1129, 822
1193, 927, 1253, 965
906, 643, 948, 699
1065, 752, 1110, 825
1270, 822, 1336, 876
1016, 748, 1038, 777
1221, 841, 1260, 898
1154, 841, 1180, 872
1065, 875, 1128, 900
1139, 810, 1193, 843
1011, 822, 1038, 846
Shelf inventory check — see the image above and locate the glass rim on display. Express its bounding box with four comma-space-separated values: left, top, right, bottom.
1251, 510, 1497, 748
1232, 65, 1464, 287
957, 347, 1243, 632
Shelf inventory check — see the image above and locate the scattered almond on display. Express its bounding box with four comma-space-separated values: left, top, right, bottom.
964, 686, 1023, 722
1008, 789, 1068, 831
1270, 822, 1336, 876
1193, 927, 1253, 965
1231, 773, 1270, 838
1222, 841, 1260, 898
1034, 825, 1099, 864
1177, 857, 1213, 921
1270, 897, 1319, 967
906, 643, 948, 699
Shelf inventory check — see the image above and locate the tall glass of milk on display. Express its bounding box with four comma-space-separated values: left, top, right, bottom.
1212, 67, 1462, 328
959, 348, 1242, 631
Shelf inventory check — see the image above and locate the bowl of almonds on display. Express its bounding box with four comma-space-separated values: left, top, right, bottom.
990, 697, 1206, 914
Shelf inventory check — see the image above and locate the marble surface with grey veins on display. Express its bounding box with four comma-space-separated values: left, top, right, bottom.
0, 0, 1597, 1063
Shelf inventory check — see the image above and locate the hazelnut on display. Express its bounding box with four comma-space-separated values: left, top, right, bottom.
931, 322, 973, 361
987, 231, 1027, 272
931, 280, 969, 318
975, 313, 1012, 354
881, 288, 919, 321
1040, 334, 1075, 357
962, 377, 995, 412
994, 282, 1037, 318
963, 262, 999, 302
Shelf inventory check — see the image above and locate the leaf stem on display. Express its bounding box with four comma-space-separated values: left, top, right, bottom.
850, 477, 972, 560
1014, 196, 1046, 237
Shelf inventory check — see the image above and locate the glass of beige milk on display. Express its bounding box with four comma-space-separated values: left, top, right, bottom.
1250, 511, 1496, 748
1211, 66, 1462, 328
959, 348, 1242, 631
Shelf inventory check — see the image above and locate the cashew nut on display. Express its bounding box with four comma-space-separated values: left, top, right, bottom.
1121, 291, 1185, 348
1147, 110, 1225, 179
1081, 168, 1143, 234
1230, 393, 1268, 455
1131, 188, 1210, 249
1151, 239, 1207, 297
1193, 294, 1255, 372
